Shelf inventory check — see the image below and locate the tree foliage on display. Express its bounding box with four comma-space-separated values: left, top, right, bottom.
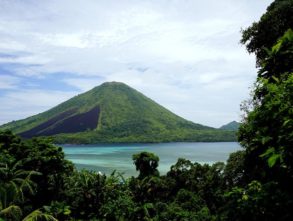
237, 1, 293, 219
132, 152, 160, 179
239, 29, 293, 183
241, 0, 293, 65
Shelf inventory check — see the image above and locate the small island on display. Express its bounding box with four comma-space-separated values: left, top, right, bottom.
0, 0, 292, 220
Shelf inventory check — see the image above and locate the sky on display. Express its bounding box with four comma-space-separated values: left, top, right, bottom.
0, 0, 273, 128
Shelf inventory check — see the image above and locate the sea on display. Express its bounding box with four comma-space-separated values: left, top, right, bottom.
62, 142, 241, 177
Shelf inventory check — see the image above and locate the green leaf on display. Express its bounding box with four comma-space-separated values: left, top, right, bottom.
260, 147, 275, 158
268, 154, 280, 168
283, 119, 291, 126
260, 136, 271, 145
272, 76, 279, 83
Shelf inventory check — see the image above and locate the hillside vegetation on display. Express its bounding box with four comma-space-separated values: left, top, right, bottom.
0, 82, 236, 143
219, 121, 240, 131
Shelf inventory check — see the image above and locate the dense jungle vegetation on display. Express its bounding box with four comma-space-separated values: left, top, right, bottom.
0, 0, 292, 220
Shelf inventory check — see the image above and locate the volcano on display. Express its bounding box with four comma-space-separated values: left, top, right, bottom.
0, 82, 236, 143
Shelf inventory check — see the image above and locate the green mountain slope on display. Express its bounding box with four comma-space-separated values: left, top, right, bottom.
0, 82, 236, 143
219, 121, 240, 131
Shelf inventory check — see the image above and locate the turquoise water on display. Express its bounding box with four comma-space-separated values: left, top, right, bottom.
62, 142, 241, 177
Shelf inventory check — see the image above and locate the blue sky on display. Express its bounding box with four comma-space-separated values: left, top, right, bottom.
0, 0, 273, 127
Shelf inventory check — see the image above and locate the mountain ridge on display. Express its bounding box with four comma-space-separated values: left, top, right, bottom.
219, 121, 240, 131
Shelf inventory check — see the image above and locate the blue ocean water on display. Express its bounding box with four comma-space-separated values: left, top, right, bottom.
62, 142, 241, 177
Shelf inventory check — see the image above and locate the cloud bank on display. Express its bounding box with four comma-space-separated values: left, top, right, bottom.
0, 0, 273, 127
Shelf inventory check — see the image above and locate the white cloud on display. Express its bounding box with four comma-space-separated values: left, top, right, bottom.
0, 89, 76, 125
36, 33, 93, 48
0, 0, 274, 127
0, 75, 20, 89
63, 77, 104, 91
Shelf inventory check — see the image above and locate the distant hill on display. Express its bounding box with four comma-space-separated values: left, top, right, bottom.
0, 82, 236, 143
219, 121, 240, 131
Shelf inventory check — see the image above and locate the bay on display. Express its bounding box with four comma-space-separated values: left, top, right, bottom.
62, 142, 241, 177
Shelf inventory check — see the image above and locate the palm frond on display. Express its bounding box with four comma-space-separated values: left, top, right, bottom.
22, 210, 58, 221
0, 205, 22, 221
